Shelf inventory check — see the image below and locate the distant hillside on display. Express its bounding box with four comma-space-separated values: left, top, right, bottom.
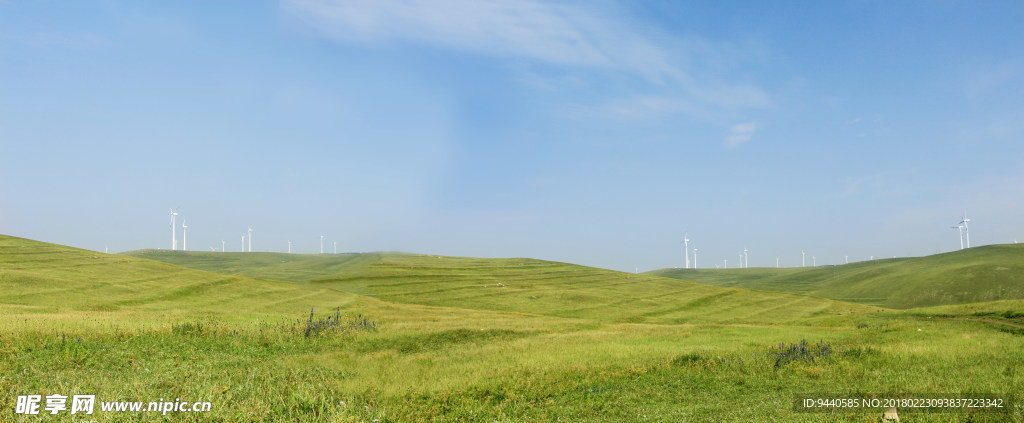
648, 244, 1024, 309
126, 249, 879, 325
123, 249, 384, 283
0, 235, 357, 325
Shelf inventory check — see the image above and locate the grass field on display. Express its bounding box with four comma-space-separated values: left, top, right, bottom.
648, 244, 1024, 309
4, 235, 1023, 422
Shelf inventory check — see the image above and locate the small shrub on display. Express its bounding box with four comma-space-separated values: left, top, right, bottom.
294, 307, 377, 338
172, 321, 207, 336
768, 339, 833, 368
671, 353, 704, 366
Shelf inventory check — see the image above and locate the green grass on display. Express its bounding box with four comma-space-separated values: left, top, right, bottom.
127, 250, 878, 325
3, 235, 1023, 422
648, 244, 1024, 308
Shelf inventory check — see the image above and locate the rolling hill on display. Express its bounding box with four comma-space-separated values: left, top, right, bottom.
0, 235, 359, 327
5, 235, 1023, 422
125, 249, 878, 325
648, 244, 1024, 309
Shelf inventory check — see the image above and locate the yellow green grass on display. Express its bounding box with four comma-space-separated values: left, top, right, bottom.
3, 235, 1023, 422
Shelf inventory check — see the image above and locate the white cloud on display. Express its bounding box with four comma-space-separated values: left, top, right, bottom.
284, 0, 613, 66
723, 122, 757, 148
283, 0, 770, 119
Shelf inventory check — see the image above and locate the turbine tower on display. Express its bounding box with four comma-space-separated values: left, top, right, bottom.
743, 246, 749, 268
812, 256, 816, 267
692, 248, 698, 268
320, 234, 325, 255
169, 209, 179, 250
333, 241, 337, 254
951, 225, 965, 250
221, 240, 225, 252
241, 234, 245, 252
801, 250, 806, 267
845, 255, 849, 264
724, 259, 728, 269
182, 222, 188, 251
247, 227, 253, 252
288, 240, 293, 254
776, 257, 779, 268
958, 212, 971, 248
683, 233, 691, 269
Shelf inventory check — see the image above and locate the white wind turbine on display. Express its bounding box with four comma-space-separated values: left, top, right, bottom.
288, 240, 293, 254
775, 257, 779, 268
221, 240, 225, 252
951, 224, 965, 250
320, 234, 325, 255
170, 209, 179, 250
692, 248, 698, 268
959, 213, 971, 248
743, 246, 749, 268
241, 234, 246, 252
724, 258, 728, 269
683, 233, 691, 269
182, 222, 188, 251
247, 227, 254, 252
801, 250, 806, 267
333, 241, 337, 254
812, 256, 816, 267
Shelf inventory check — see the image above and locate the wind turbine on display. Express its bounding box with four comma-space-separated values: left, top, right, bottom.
221, 240, 225, 252
247, 227, 253, 252
182, 222, 188, 251
288, 240, 293, 254
801, 250, 806, 267
320, 234, 325, 254
724, 259, 728, 269
333, 241, 337, 254
958, 212, 971, 248
692, 248, 698, 268
209, 246, 216, 252
812, 256, 816, 267
743, 246, 749, 268
776, 257, 779, 268
682, 233, 691, 269
241, 234, 246, 252
169, 209, 179, 250
845, 255, 849, 264
738, 254, 743, 268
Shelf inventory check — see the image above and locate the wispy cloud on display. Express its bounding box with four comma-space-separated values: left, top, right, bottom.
283, 0, 770, 119
285, 0, 612, 66
723, 122, 757, 148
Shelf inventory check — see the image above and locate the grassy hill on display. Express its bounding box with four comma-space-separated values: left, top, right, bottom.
126, 249, 877, 325
122, 249, 383, 283
0, 235, 359, 328
648, 244, 1024, 309
4, 235, 1022, 422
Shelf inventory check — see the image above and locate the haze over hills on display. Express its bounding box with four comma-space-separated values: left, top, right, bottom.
125, 249, 877, 325
648, 244, 1024, 309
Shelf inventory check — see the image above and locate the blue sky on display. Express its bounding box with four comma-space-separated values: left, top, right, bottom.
2, 0, 1023, 271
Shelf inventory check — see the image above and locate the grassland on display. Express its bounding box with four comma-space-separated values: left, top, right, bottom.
648, 244, 1024, 309
3, 235, 1023, 422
